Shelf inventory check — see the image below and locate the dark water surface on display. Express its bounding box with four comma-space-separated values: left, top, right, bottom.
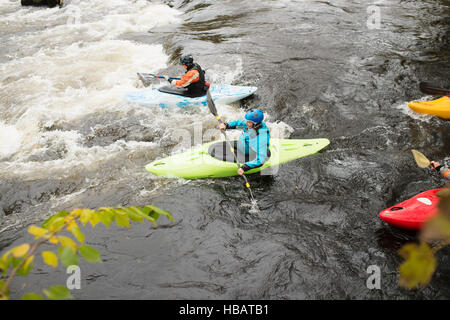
1, 0, 450, 299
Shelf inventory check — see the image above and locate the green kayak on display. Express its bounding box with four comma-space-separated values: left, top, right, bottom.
145, 138, 330, 179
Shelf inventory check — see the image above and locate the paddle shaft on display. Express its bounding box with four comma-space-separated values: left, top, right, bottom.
138, 73, 181, 81
154, 74, 181, 81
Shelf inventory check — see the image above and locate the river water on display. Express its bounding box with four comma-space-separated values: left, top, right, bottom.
0, 0, 449, 299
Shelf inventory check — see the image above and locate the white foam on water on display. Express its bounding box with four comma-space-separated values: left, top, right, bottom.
267, 120, 294, 139
0, 120, 23, 159
2, 0, 182, 44
0, 0, 20, 13
240, 199, 261, 215
207, 57, 244, 85
0, 40, 168, 168
394, 98, 434, 122
0, 134, 158, 180
1, 1, 183, 180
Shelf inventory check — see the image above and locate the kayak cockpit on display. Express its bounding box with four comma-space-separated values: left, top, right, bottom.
207, 141, 271, 163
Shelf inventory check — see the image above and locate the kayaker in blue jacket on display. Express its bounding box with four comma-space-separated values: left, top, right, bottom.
218, 109, 270, 176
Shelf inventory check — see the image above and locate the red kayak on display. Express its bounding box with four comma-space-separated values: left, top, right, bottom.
379, 189, 444, 230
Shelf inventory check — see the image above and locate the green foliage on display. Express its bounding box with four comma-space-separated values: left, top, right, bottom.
59, 246, 79, 267
42, 251, 58, 268
43, 286, 73, 300
0, 205, 173, 300
41, 211, 69, 230
421, 215, 450, 242
398, 242, 436, 289
16, 255, 34, 277
21, 293, 44, 300
78, 245, 101, 263
114, 211, 130, 228
68, 224, 85, 244
398, 186, 450, 289
0, 280, 9, 300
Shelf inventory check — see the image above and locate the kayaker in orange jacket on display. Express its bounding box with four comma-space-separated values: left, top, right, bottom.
164, 54, 208, 98
430, 161, 450, 181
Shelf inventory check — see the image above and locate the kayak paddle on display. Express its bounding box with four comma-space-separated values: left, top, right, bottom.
411, 149, 431, 168
137, 73, 181, 86
206, 89, 257, 205
419, 82, 450, 96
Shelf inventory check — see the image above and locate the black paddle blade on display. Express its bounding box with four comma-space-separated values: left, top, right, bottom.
419, 82, 450, 96
138, 72, 157, 78
206, 89, 218, 117
137, 73, 156, 87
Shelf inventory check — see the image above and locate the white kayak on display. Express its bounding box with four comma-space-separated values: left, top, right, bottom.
124, 84, 257, 108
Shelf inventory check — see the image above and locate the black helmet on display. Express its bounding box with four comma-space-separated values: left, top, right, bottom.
180, 54, 194, 65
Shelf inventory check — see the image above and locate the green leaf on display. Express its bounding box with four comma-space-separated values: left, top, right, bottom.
133, 207, 156, 226
97, 209, 114, 227
438, 190, 450, 219
0, 279, 9, 299
145, 206, 160, 222
42, 251, 58, 268
79, 245, 102, 263
43, 285, 73, 300
11, 243, 30, 258
120, 207, 144, 223
0, 255, 13, 276
41, 211, 70, 229
398, 242, 436, 289
88, 212, 101, 227
68, 224, 85, 243
0, 256, 10, 274
28, 225, 49, 239
140, 207, 157, 226
11, 257, 23, 269
17, 255, 34, 277
141, 206, 152, 216
421, 215, 450, 242
79, 209, 93, 226
48, 217, 65, 230
22, 293, 44, 300
58, 236, 77, 252
115, 212, 130, 228
59, 246, 79, 267
146, 205, 174, 222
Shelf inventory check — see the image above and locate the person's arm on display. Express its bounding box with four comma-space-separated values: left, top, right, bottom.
437, 166, 450, 181
224, 120, 246, 130
431, 161, 450, 181
171, 69, 199, 87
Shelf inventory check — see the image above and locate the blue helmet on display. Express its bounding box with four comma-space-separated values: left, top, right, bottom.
180, 54, 194, 65
245, 109, 264, 124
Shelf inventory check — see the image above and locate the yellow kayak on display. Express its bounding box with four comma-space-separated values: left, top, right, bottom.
408, 96, 450, 119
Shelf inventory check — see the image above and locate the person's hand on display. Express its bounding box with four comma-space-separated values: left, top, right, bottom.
219, 123, 226, 131
431, 161, 441, 170
237, 168, 244, 176
164, 75, 169, 81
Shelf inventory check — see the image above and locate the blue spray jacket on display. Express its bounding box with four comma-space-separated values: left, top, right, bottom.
226, 120, 270, 171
